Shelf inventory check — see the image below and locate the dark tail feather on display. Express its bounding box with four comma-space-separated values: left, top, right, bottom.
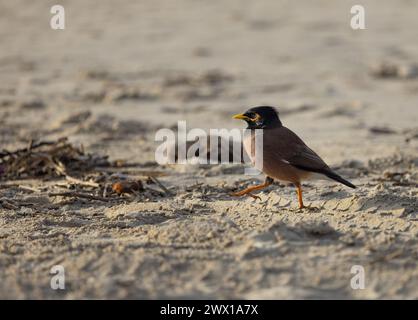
324, 170, 356, 189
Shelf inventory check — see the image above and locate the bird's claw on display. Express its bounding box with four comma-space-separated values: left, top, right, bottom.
297, 204, 320, 212
231, 192, 261, 201
247, 193, 261, 201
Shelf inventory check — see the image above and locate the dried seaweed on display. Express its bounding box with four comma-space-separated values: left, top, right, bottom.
0, 137, 110, 180
0, 138, 174, 209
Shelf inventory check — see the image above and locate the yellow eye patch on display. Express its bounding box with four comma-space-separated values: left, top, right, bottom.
250, 113, 261, 122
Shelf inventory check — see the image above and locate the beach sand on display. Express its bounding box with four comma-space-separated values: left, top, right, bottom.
0, 0, 417, 299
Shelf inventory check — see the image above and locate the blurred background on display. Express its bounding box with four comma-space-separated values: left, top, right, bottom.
1, 0, 417, 163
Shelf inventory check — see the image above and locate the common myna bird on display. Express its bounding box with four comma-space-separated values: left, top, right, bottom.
232, 106, 356, 209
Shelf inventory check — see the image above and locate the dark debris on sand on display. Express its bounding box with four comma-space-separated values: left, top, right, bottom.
0, 138, 172, 209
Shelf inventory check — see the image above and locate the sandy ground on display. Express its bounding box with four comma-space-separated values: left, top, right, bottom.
0, 0, 417, 299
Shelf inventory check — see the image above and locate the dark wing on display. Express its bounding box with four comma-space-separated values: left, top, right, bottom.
286, 144, 330, 173
264, 126, 330, 172
264, 127, 356, 188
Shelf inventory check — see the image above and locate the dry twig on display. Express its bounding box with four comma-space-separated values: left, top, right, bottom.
48, 192, 110, 202
148, 176, 172, 195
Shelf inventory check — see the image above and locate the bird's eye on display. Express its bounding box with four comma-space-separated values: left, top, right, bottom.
250, 112, 261, 122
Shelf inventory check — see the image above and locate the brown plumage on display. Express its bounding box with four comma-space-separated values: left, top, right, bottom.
232, 106, 356, 209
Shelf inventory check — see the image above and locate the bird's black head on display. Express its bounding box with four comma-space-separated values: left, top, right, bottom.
232, 106, 282, 129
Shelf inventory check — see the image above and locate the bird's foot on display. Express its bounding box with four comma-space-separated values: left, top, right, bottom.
231, 191, 261, 201
247, 193, 262, 201
297, 204, 320, 212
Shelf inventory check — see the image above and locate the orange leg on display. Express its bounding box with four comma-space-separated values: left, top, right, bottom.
232, 177, 273, 200
295, 183, 305, 209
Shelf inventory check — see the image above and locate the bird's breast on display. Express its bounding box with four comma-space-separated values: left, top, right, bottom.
242, 129, 312, 183
242, 129, 264, 171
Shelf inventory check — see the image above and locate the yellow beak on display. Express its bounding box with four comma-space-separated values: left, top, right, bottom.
232, 113, 250, 121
